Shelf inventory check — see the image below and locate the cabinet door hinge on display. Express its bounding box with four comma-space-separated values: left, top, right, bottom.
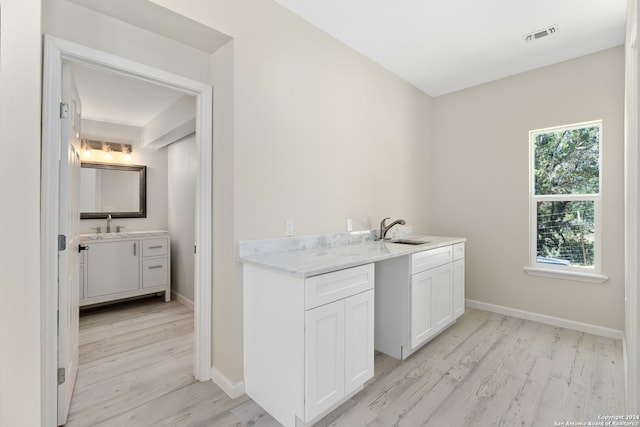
59, 102, 69, 119
194, 245, 197, 254
58, 234, 66, 251
57, 368, 66, 385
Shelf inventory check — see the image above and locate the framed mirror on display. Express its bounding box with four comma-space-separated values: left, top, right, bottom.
80, 162, 147, 219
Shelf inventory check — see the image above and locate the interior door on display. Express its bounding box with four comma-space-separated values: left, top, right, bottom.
58, 62, 82, 426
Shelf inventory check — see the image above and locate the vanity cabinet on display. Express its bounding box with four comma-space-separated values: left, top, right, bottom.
375, 242, 465, 360
79, 233, 170, 306
87, 240, 140, 297
243, 263, 375, 427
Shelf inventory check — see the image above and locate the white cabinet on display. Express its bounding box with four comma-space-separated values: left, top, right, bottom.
87, 240, 140, 297
344, 290, 375, 393
305, 298, 345, 417
410, 263, 453, 348
304, 289, 374, 419
244, 263, 374, 427
80, 233, 170, 306
376, 242, 465, 360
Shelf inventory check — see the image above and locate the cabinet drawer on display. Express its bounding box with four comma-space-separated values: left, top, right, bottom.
143, 238, 168, 257
142, 257, 169, 288
412, 245, 453, 274
453, 242, 465, 261
305, 264, 374, 310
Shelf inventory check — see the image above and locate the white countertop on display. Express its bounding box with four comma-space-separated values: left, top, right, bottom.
80, 230, 169, 241
240, 234, 465, 277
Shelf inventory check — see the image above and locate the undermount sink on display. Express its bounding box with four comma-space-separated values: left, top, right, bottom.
387, 238, 430, 245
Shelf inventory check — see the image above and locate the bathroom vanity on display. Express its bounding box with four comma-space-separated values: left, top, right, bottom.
79, 230, 171, 306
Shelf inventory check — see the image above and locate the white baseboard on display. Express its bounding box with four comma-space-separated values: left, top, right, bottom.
466, 299, 623, 340
211, 366, 245, 399
171, 291, 194, 310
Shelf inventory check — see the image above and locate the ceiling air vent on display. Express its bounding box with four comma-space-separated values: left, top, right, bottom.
523, 24, 559, 42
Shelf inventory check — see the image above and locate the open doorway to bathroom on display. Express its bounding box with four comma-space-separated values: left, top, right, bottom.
42, 35, 213, 425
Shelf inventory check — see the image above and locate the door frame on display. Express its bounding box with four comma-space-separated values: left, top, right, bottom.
42, 35, 213, 426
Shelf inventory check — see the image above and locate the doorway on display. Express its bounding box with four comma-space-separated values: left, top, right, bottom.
42, 35, 213, 426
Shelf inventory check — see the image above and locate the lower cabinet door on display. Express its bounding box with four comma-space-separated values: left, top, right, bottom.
431, 263, 454, 331
87, 240, 140, 298
410, 263, 453, 349
344, 290, 374, 395
410, 270, 433, 349
305, 299, 345, 421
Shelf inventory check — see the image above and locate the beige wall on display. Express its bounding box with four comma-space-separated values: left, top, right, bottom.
430, 47, 625, 330
0, 0, 43, 425
209, 39, 241, 384
150, 0, 435, 384
42, 0, 213, 83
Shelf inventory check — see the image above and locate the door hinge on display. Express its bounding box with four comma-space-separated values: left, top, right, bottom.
194, 245, 197, 254
57, 368, 66, 385
59, 102, 69, 119
58, 234, 66, 251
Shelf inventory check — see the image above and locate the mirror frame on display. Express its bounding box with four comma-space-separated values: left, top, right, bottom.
80, 162, 147, 219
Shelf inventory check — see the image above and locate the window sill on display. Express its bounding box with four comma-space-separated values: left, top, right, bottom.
523, 266, 608, 284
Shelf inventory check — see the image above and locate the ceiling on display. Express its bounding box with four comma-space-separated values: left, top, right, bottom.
69, 0, 628, 125
71, 62, 187, 127
273, 0, 628, 96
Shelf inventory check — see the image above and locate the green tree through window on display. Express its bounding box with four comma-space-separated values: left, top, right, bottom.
531, 123, 601, 268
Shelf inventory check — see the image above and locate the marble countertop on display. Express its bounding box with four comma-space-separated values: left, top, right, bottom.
80, 230, 169, 241
239, 234, 465, 277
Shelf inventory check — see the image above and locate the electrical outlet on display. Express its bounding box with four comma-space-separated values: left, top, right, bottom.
285, 219, 294, 236
347, 218, 353, 232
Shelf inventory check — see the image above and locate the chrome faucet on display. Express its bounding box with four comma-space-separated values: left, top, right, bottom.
379, 217, 406, 240
106, 214, 112, 233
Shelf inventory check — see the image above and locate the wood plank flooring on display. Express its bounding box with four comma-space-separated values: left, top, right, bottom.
65, 297, 625, 427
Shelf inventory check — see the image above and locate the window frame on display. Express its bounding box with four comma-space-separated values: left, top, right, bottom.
526, 120, 607, 283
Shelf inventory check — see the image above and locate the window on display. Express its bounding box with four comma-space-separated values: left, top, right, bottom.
527, 121, 604, 280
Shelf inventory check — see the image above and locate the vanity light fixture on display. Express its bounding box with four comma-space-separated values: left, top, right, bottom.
122, 145, 132, 162
81, 139, 133, 163
82, 141, 91, 159
103, 145, 112, 161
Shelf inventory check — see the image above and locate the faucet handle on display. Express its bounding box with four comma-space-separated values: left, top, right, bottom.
116, 225, 125, 233
92, 226, 102, 233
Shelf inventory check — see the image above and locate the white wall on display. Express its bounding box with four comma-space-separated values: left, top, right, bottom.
168, 134, 196, 302
430, 47, 625, 330
0, 0, 43, 425
80, 120, 169, 234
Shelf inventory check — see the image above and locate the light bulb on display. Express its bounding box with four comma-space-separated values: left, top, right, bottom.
83, 150, 91, 159
104, 151, 112, 160
124, 153, 132, 162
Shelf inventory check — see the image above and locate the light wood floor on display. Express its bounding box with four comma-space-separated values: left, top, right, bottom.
66, 297, 625, 427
